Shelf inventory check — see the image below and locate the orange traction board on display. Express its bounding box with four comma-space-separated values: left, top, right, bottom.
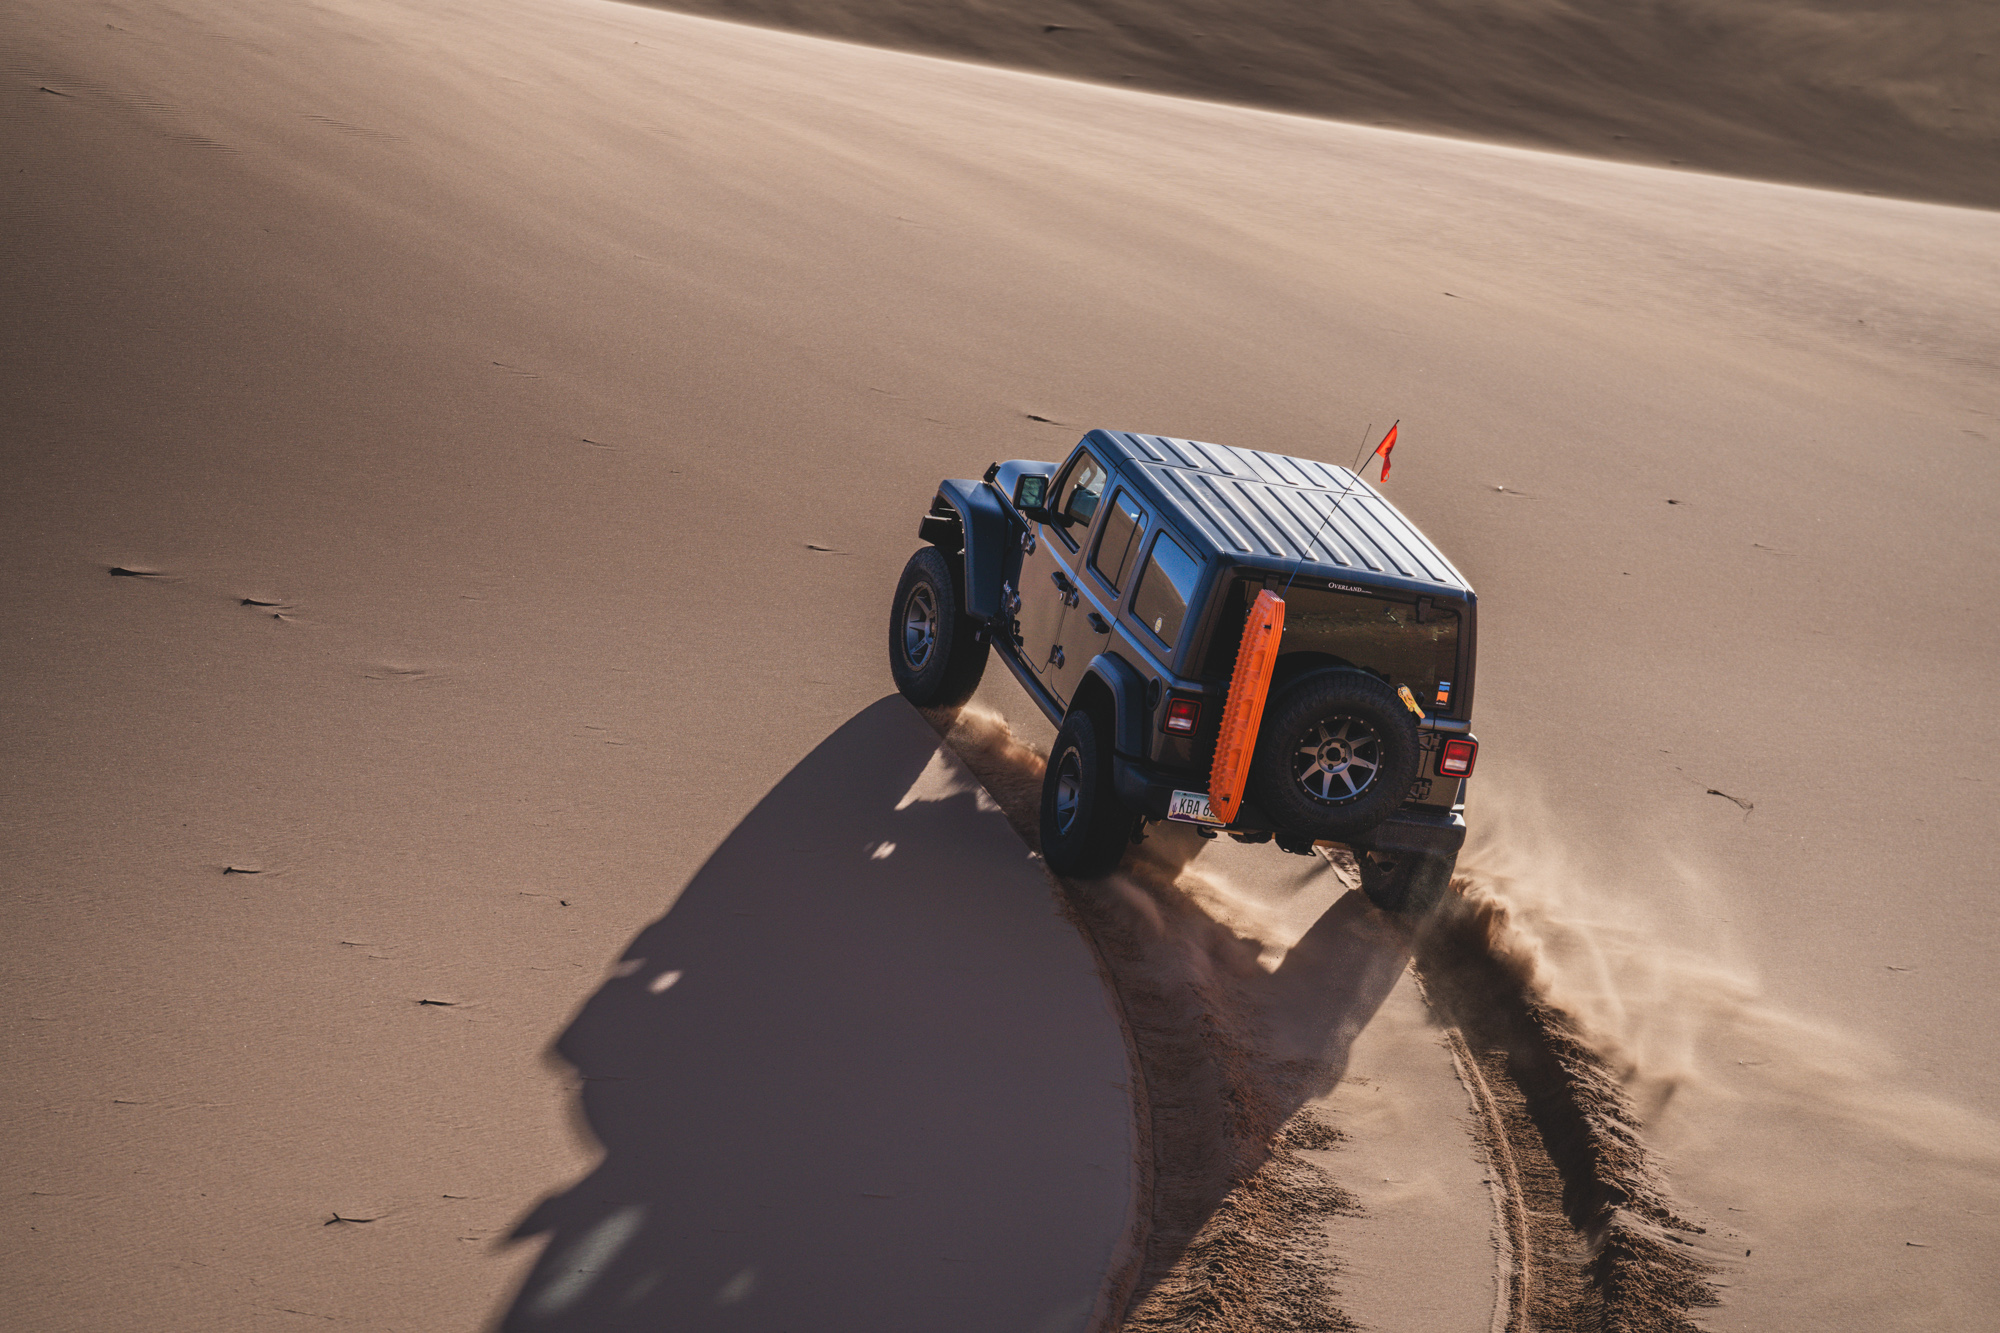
1208, 589, 1285, 825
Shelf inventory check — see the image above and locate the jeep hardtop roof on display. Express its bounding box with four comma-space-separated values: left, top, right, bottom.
1076, 429, 1473, 600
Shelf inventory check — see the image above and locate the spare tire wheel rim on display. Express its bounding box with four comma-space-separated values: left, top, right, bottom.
1294, 716, 1382, 804
903, 583, 938, 669
1053, 747, 1084, 834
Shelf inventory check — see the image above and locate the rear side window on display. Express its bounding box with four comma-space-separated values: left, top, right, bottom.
1089, 490, 1146, 592
1132, 534, 1202, 648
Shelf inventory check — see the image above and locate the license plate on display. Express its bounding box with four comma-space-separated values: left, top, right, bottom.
1167, 789, 1223, 826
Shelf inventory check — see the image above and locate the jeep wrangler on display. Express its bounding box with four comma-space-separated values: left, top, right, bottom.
889, 430, 1478, 916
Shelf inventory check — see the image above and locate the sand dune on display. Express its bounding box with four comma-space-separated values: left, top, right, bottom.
4, 0, 1998, 1328
636, 0, 2000, 209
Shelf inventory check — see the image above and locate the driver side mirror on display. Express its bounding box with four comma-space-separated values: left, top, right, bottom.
1013, 473, 1053, 523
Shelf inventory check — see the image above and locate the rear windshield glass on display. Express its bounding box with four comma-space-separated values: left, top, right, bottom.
1132, 534, 1202, 649
1202, 580, 1462, 712
1282, 585, 1461, 711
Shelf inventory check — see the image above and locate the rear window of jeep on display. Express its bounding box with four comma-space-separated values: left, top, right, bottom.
1132, 534, 1202, 648
1285, 586, 1462, 712
1199, 580, 1463, 713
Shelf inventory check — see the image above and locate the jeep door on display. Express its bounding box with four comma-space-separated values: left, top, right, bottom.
1016, 448, 1108, 686
1049, 486, 1146, 704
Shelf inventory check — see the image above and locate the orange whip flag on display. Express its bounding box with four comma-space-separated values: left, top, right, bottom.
1372, 421, 1399, 482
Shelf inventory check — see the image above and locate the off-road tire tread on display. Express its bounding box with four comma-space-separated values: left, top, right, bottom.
1248, 667, 1421, 842
1039, 709, 1132, 878
889, 545, 989, 707
1359, 849, 1455, 917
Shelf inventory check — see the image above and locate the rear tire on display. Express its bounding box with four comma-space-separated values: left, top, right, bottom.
1358, 848, 1455, 918
889, 546, 989, 707
1039, 709, 1133, 878
1248, 668, 1420, 842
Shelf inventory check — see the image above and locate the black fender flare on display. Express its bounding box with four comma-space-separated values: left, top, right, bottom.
1082, 652, 1151, 758
923, 480, 1010, 623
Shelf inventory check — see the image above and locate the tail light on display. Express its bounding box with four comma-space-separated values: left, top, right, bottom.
1439, 738, 1478, 778
1164, 696, 1201, 734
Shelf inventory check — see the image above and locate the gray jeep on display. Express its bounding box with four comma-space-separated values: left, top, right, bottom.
889, 430, 1478, 915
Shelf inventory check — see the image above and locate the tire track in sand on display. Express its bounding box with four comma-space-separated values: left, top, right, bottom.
927, 701, 1717, 1333
1413, 890, 1718, 1333
1439, 1025, 1533, 1333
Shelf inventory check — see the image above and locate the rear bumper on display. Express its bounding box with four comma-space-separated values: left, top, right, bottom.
1111, 754, 1466, 856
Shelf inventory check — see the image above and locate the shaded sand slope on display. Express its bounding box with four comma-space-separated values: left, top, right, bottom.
633, 0, 2000, 209
2, 0, 1998, 1330
500, 701, 1135, 1330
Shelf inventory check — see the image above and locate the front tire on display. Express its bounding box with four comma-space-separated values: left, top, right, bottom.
889, 546, 989, 707
1039, 709, 1133, 878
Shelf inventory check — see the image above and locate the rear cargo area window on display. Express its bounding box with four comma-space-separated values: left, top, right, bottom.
1281, 586, 1461, 712
1133, 534, 1201, 648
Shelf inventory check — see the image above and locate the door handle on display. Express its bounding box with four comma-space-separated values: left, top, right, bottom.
1086, 611, 1111, 635
1050, 570, 1078, 607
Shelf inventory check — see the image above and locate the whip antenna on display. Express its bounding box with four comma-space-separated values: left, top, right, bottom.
1282, 421, 1389, 597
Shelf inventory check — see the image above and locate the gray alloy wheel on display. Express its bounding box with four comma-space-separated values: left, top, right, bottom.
1292, 715, 1384, 805
902, 582, 938, 672
1038, 709, 1132, 878
1247, 667, 1420, 843
888, 545, 990, 708
1051, 746, 1085, 835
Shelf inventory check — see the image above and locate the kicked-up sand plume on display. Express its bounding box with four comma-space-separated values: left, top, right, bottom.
931, 704, 1390, 1329
1412, 886, 1718, 1333
1437, 799, 2000, 1322
930, 702, 1720, 1332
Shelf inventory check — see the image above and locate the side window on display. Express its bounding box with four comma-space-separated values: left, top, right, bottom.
1089, 490, 1147, 593
1049, 451, 1108, 547
1131, 533, 1203, 649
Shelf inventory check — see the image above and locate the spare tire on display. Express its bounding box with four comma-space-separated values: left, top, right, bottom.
1247, 668, 1420, 842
